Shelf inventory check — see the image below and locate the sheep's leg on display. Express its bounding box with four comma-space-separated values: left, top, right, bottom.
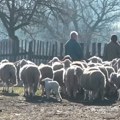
56, 92, 62, 102
41, 85, 45, 96
55, 87, 62, 101
6, 85, 9, 93
11, 86, 14, 93
5, 81, 9, 93
46, 90, 50, 99
24, 85, 28, 97
117, 89, 120, 101
2, 82, 5, 92
61, 85, 66, 96
90, 91, 96, 101
73, 89, 77, 99
99, 89, 104, 101
84, 90, 89, 101
30, 84, 35, 97
66, 87, 71, 98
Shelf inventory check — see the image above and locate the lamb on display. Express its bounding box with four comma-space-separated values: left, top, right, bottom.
80, 68, 106, 101
0, 62, 17, 93
41, 77, 62, 102
19, 64, 41, 97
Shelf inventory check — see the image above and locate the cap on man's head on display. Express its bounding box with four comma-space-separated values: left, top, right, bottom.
70, 31, 78, 39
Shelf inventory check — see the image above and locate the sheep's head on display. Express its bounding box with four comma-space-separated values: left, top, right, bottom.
105, 81, 117, 98
62, 59, 72, 69
110, 72, 118, 85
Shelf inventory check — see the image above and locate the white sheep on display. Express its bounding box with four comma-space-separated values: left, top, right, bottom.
64, 65, 83, 99
53, 68, 66, 96
41, 77, 62, 102
38, 64, 53, 80
88, 56, 103, 63
19, 64, 41, 97
80, 68, 106, 101
15, 59, 35, 86
0, 62, 17, 93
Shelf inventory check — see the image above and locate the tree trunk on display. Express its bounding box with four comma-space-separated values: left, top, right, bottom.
8, 29, 19, 61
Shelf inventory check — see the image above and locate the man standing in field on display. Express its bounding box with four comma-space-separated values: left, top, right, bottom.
65, 31, 83, 61
103, 35, 120, 61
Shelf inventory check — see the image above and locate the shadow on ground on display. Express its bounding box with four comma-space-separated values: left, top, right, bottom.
25, 96, 62, 104
0, 91, 19, 96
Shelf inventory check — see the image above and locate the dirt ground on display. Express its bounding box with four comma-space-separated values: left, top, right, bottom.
0, 90, 120, 120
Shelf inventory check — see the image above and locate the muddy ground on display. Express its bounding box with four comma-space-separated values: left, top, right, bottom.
0, 90, 120, 120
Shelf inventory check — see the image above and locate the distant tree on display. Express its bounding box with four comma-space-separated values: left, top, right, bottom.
0, 0, 39, 40
70, 0, 120, 42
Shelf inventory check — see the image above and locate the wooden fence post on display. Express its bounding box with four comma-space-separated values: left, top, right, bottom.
92, 43, 96, 56
98, 43, 102, 57
28, 41, 33, 60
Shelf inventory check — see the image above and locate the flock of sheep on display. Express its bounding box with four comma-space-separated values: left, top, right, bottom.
0, 55, 120, 102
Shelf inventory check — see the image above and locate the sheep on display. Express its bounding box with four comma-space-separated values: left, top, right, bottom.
38, 64, 53, 80
98, 66, 117, 98
0, 59, 9, 64
88, 56, 103, 63
79, 68, 106, 101
64, 65, 83, 99
41, 77, 62, 102
48, 57, 60, 66
86, 66, 117, 99
14, 59, 35, 86
62, 55, 73, 61
19, 64, 41, 97
105, 66, 115, 78
110, 72, 120, 100
53, 68, 66, 96
52, 62, 64, 71
110, 72, 120, 89
62, 59, 72, 69
71, 61, 86, 70
110, 58, 118, 72
0, 62, 17, 93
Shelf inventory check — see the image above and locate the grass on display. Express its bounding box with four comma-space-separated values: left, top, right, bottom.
0, 86, 42, 96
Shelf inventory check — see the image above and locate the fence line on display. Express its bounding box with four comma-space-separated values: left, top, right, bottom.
0, 40, 105, 64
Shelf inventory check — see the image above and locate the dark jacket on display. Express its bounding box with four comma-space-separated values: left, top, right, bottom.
65, 39, 83, 61
103, 41, 120, 61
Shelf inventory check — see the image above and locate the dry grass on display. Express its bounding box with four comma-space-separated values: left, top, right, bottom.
0, 86, 42, 96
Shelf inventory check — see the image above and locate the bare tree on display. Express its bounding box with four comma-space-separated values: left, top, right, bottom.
71, 0, 120, 42
0, 0, 39, 39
